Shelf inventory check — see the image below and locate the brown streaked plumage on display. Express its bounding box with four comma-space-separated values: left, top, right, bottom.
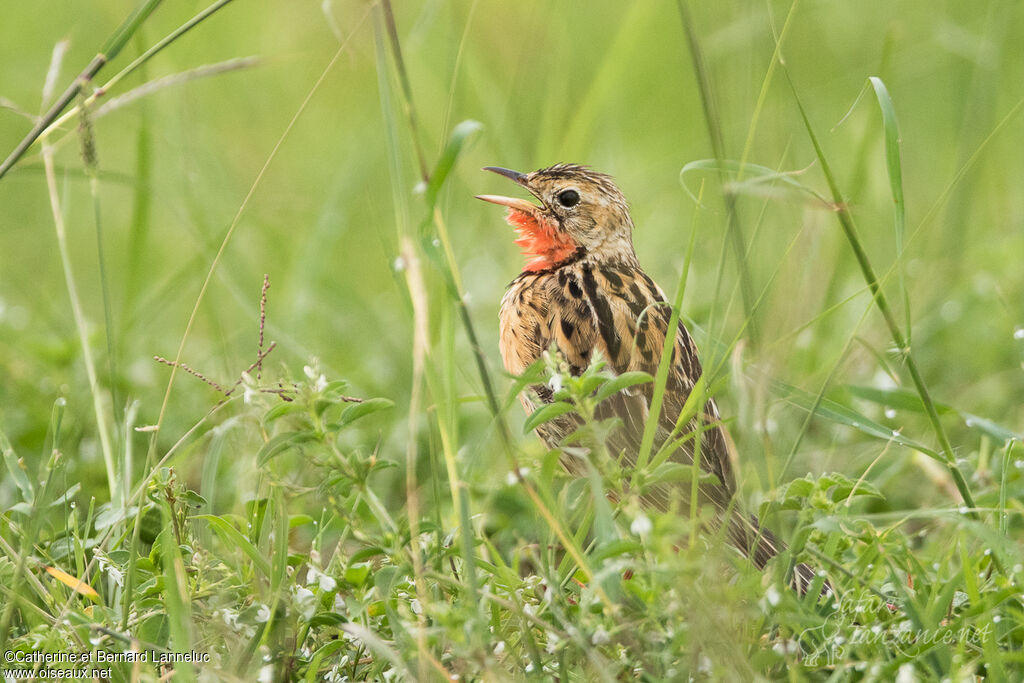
479, 163, 819, 592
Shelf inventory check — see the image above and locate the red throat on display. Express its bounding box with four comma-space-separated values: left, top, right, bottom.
506, 209, 578, 272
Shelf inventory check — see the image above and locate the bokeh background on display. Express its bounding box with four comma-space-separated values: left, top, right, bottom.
2, 0, 1022, 529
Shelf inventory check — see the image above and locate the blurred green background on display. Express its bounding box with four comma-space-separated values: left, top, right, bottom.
1, 0, 1022, 513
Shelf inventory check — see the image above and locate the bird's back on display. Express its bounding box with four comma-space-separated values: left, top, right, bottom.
499, 257, 736, 511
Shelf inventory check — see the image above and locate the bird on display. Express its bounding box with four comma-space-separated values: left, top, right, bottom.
477, 163, 819, 592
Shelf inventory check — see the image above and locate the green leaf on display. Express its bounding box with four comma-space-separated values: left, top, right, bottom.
373, 566, 402, 596
94, 505, 140, 531
46, 483, 81, 509
322, 380, 350, 395
868, 76, 905, 240
263, 402, 305, 423
779, 476, 814, 501
349, 547, 386, 564
338, 398, 395, 428
845, 385, 933, 413
680, 158, 830, 207
194, 514, 271, 577
593, 371, 653, 404
847, 385, 1023, 443
344, 564, 370, 587
257, 431, 318, 466
869, 76, 910, 340
181, 490, 207, 509
0, 431, 33, 502
961, 413, 1022, 445
774, 379, 942, 461
577, 374, 607, 397
828, 476, 883, 503
424, 119, 483, 210
308, 612, 348, 628
523, 402, 576, 434
307, 640, 347, 682
590, 539, 642, 563
289, 514, 315, 528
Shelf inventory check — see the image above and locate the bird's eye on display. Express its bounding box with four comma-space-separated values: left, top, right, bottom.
556, 189, 580, 208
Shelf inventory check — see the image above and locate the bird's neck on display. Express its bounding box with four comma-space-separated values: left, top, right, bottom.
580, 233, 640, 270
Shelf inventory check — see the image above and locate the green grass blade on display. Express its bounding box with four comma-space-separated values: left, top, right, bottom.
676, 0, 759, 346
195, 515, 272, 577
868, 76, 911, 344
782, 67, 979, 516
159, 520, 195, 679
636, 185, 701, 472
1, 430, 34, 503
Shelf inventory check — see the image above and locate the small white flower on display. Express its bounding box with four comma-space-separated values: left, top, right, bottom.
872, 370, 898, 390
410, 598, 422, 615
493, 641, 506, 655
895, 662, 916, 683
255, 604, 271, 623
258, 664, 275, 683
304, 364, 318, 380
294, 586, 317, 620
106, 565, 124, 587
319, 573, 337, 592
220, 609, 240, 630
763, 585, 781, 608
591, 627, 610, 645
548, 373, 563, 393
993, 615, 1002, 623
506, 467, 529, 485
630, 513, 652, 537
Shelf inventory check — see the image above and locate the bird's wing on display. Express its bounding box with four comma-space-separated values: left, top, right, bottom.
571, 262, 737, 509
502, 262, 736, 509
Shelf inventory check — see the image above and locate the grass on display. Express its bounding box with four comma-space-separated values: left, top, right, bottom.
1, 0, 1023, 680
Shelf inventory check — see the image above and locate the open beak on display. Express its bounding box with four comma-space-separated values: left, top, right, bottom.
475, 166, 542, 214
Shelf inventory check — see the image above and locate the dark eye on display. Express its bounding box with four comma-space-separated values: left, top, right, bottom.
556, 189, 580, 208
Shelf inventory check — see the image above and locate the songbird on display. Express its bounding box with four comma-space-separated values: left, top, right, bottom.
478, 163, 817, 591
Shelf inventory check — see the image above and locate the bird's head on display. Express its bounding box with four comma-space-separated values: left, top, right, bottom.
477, 163, 637, 272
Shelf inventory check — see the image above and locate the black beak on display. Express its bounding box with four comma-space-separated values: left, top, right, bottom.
476, 166, 541, 213
482, 166, 527, 185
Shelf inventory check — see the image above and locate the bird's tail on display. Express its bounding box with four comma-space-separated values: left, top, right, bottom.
727, 513, 827, 596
